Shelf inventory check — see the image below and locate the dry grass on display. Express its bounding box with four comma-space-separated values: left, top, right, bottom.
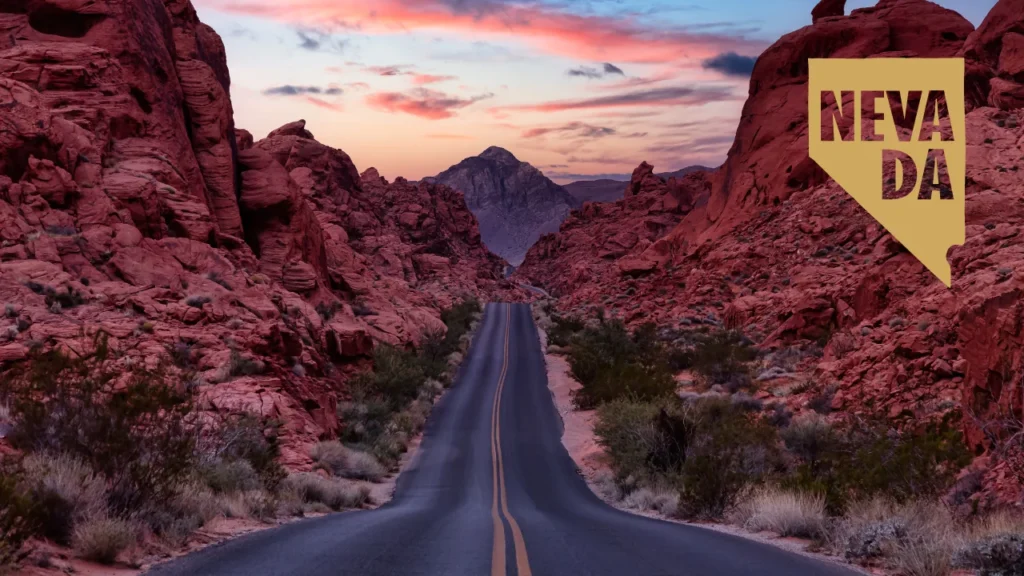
22, 453, 107, 525
623, 487, 680, 517
73, 517, 138, 564
827, 498, 958, 576
952, 510, 1024, 575
284, 473, 370, 511
732, 488, 827, 538
310, 442, 386, 482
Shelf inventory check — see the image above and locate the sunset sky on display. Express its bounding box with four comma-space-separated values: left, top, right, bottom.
193, 0, 994, 184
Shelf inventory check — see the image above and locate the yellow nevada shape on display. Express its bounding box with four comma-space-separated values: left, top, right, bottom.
808, 58, 965, 287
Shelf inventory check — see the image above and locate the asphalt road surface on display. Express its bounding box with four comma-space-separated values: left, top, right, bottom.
151, 303, 859, 576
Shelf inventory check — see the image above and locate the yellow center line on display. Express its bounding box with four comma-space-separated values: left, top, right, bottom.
490, 304, 532, 576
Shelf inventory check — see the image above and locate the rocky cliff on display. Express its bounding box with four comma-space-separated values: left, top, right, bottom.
0, 0, 512, 468
517, 0, 1024, 503
431, 146, 581, 266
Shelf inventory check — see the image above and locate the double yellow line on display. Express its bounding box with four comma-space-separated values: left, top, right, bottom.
490, 304, 532, 576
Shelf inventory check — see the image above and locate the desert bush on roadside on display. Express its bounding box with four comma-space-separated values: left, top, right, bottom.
595, 396, 780, 519
547, 314, 585, 347
0, 464, 35, 569
0, 338, 201, 516
953, 511, 1024, 576
676, 398, 780, 519
311, 442, 386, 482
730, 488, 826, 538
622, 486, 680, 517
827, 499, 958, 576
200, 460, 262, 494
21, 453, 106, 545
782, 414, 970, 513
283, 473, 370, 511
73, 517, 138, 565
569, 321, 675, 409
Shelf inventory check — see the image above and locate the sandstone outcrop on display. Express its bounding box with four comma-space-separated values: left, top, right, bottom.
0, 0, 512, 468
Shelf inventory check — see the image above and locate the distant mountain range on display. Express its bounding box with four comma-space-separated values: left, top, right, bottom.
429, 147, 580, 266
564, 165, 712, 204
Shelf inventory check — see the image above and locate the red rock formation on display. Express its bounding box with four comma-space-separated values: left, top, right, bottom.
516, 0, 1024, 504
0, 0, 513, 468
811, 0, 846, 23
961, 0, 1024, 111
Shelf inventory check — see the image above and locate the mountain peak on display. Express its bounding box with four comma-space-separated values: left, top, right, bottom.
478, 146, 520, 165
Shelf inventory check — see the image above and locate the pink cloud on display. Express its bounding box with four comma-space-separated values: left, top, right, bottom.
208, 0, 762, 65
306, 97, 343, 111
493, 86, 736, 114
412, 74, 458, 85
366, 88, 493, 119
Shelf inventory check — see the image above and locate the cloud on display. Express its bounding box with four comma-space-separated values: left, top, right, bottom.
295, 28, 349, 53
263, 85, 343, 96
702, 52, 757, 77
603, 62, 625, 76
345, 81, 371, 90
366, 88, 493, 119
568, 66, 602, 79
494, 86, 735, 113
366, 65, 412, 76
306, 97, 344, 111
522, 122, 616, 139
427, 133, 475, 139
205, 0, 764, 65
412, 74, 458, 85
568, 62, 626, 79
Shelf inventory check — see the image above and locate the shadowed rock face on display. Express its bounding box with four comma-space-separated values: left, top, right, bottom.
432, 147, 581, 266
0, 0, 514, 468
517, 0, 1024, 506
563, 166, 712, 205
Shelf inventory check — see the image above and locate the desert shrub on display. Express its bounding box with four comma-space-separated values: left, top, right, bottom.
142, 483, 219, 546
622, 486, 679, 517
782, 414, 970, 513
368, 345, 427, 407
316, 301, 340, 321
953, 512, 1024, 576
594, 397, 666, 484
440, 296, 480, 338
205, 414, 286, 491
690, 329, 756, 390
0, 465, 35, 569
310, 442, 383, 481
185, 295, 211, 308
596, 396, 779, 519
0, 339, 201, 516
167, 340, 196, 369
21, 453, 106, 545
569, 321, 675, 409
228, 350, 264, 377
829, 499, 958, 576
351, 301, 375, 317
417, 330, 450, 381
732, 488, 826, 538
283, 473, 370, 510
547, 314, 585, 347
201, 460, 261, 494
42, 285, 86, 310
677, 398, 781, 519
73, 517, 138, 564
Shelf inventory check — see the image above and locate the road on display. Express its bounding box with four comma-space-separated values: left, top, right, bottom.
151, 303, 858, 576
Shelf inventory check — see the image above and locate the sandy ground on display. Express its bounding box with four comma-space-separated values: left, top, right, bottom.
534, 323, 877, 576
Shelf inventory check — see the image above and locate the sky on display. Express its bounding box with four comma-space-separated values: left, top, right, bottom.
192, 0, 995, 184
